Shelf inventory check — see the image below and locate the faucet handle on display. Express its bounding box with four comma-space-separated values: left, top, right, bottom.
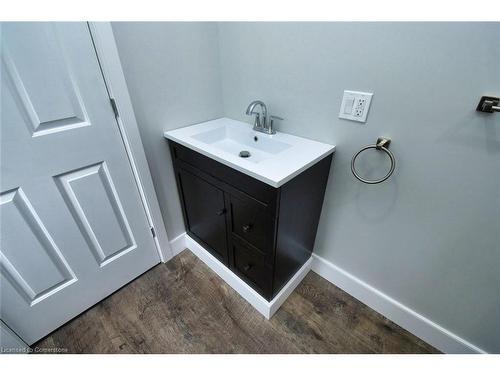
266, 115, 284, 135
269, 115, 284, 128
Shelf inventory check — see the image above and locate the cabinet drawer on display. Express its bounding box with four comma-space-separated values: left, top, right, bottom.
232, 237, 272, 298
229, 194, 276, 254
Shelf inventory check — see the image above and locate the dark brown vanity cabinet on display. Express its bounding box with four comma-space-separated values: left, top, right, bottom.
169, 140, 333, 301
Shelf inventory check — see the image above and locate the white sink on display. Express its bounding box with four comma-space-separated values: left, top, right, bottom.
164, 118, 335, 187
190, 122, 292, 163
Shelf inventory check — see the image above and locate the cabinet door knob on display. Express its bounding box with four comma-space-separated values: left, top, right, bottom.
216, 208, 226, 216
242, 224, 252, 233
244, 264, 253, 272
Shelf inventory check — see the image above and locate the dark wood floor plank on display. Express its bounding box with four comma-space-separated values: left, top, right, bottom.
35, 250, 439, 354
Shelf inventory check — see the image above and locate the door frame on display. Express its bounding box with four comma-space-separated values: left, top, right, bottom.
87, 22, 172, 262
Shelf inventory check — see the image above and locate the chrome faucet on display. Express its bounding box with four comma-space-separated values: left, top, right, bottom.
245, 100, 267, 130
245, 100, 283, 135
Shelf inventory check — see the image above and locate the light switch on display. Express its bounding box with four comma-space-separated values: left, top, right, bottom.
343, 97, 355, 114
339, 90, 373, 123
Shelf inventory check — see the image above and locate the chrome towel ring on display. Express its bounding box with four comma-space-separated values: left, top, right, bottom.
351, 137, 396, 184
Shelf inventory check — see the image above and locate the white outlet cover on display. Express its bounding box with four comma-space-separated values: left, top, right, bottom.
339, 90, 373, 123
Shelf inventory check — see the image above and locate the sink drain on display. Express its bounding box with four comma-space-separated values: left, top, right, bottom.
239, 150, 251, 158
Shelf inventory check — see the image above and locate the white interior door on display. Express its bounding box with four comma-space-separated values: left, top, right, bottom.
0, 22, 161, 345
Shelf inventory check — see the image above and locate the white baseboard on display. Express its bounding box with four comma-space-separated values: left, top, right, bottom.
311, 253, 486, 354
184, 234, 311, 319
168, 232, 187, 257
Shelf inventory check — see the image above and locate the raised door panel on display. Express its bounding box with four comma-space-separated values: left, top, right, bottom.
2, 23, 90, 137
0, 320, 29, 351
54, 162, 137, 266
178, 169, 228, 264
0, 188, 76, 306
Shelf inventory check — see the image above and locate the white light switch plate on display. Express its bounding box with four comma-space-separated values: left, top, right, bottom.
339, 90, 373, 123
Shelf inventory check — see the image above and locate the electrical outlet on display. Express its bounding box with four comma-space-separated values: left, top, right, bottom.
339, 90, 373, 123
354, 97, 366, 117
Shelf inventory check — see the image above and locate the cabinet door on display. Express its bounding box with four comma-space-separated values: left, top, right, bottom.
177, 169, 228, 264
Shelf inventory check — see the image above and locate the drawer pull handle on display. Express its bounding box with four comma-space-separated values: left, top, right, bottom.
244, 264, 253, 272
242, 224, 252, 233
216, 208, 226, 216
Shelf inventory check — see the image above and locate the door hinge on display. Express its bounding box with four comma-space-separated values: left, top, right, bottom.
110, 98, 119, 118
150, 227, 156, 238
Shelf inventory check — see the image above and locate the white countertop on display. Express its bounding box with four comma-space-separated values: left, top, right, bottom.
164, 118, 335, 188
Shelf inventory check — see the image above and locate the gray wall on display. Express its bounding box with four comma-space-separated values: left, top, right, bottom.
111, 22, 224, 238
112, 22, 500, 352
218, 22, 500, 352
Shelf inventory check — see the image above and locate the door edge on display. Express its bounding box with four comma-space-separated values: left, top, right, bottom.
87, 22, 172, 263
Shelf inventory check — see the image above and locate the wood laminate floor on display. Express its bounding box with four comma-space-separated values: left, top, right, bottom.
36, 250, 439, 353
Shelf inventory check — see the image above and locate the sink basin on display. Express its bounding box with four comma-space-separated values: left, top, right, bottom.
164, 118, 335, 187
190, 123, 292, 163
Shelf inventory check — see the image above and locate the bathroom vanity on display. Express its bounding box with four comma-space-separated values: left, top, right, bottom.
165, 118, 335, 301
